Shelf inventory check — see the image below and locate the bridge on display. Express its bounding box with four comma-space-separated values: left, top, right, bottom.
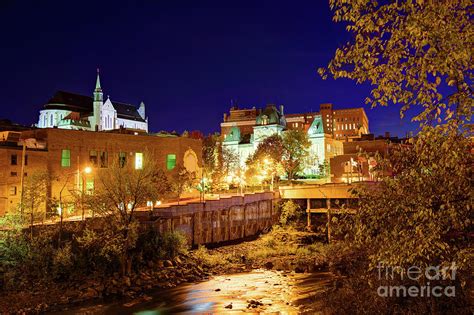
279, 183, 363, 241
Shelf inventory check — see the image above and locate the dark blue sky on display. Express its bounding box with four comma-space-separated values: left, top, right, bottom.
0, 0, 418, 136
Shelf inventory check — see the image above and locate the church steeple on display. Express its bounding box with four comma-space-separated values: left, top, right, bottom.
92, 68, 103, 131
94, 68, 103, 102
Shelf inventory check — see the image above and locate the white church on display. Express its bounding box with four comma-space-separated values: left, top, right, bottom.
37, 71, 148, 132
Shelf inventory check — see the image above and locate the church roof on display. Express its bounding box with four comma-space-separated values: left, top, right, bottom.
111, 100, 146, 122
43, 91, 146, 122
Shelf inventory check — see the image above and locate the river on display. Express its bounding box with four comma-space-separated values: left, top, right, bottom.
55, 269, 332, 314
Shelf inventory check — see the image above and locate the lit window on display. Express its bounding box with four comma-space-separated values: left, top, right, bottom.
135, 152, 143, 169
11, 154, 17, 165
61, 149, 71, 167
86, 178, 94, 192
167, 154, 176, 170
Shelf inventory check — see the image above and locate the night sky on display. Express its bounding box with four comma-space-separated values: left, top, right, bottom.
0, 0, 419, 137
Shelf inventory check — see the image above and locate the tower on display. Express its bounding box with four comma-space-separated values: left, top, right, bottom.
92, 69, 103, 131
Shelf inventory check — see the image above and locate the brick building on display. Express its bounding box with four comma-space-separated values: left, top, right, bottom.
220, 102, 368, 178
285, 103, 369, 140
0, 128, 202, 216
0, 131, 48, 216
330, 133, 409, 183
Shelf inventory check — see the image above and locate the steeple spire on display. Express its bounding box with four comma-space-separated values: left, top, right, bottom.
92, 68, 104, 131
95, 68, 102, 92
93, 68, 103, 102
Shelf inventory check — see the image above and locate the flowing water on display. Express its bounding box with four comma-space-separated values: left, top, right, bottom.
56, 270, 332, 314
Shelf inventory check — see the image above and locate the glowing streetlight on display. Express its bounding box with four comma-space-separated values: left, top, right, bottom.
81, 166, 93, 220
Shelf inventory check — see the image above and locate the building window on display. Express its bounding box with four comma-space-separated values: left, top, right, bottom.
61, 149, 71, 167
50, 114, 54, 126
86, 178, 94, 192
135, 152, 143, 170
10, 172, 17, 177
166, 154, 176, 170
100, 151, 108, 168
89, 150, 98, 166
11, 154, 17, 165
119, 152, 126, 168
9, 186, 17, 196
24, 155, 28, 166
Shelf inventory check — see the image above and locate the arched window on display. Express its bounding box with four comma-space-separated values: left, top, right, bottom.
50, 114, 53, 126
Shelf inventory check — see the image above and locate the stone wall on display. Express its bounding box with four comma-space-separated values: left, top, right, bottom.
139, 192, 279, 246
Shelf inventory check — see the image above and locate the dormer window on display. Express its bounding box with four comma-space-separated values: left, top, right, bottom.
262, 115, 268, 125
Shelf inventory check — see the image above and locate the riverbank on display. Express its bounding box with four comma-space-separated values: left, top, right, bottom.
56, 269, 334, 314
199, 225, 329, 275
0, 253, 212, 313
0, 226, 331, 313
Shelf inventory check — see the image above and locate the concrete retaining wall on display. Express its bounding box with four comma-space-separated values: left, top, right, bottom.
144, 192, 278, 246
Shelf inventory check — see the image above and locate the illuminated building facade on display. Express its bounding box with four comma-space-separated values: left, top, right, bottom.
0, 128, 202, 216
37, 71, 148, 132
220, 103, 358, 177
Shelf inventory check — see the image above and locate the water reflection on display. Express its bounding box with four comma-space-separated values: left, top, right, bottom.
57, 270, 332, 314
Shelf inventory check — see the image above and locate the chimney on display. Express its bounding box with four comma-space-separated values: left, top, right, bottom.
223, 113, 227, 121
280, 105, 284, 115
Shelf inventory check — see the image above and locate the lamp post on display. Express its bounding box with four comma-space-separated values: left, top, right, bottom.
81, 166, 92, 221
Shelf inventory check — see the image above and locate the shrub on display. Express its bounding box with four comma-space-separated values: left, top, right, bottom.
193, 245, 222, 267
279, 200, 302, 226
52, 243, 74, 279
161, 230, 189, 259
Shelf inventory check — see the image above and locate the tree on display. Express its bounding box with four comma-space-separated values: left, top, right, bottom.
319, 1, 473, 122
246, 134, 285, 186
202, 133, 240, 191
22, 171, 50, 237
331, 124, 473, 313
87, 153, 170, 275
202, 133, 221, 185
281, 129, 311, 180
169, 165, 195, 205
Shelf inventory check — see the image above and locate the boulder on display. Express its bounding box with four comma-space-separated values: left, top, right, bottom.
264, 261, 274, 269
